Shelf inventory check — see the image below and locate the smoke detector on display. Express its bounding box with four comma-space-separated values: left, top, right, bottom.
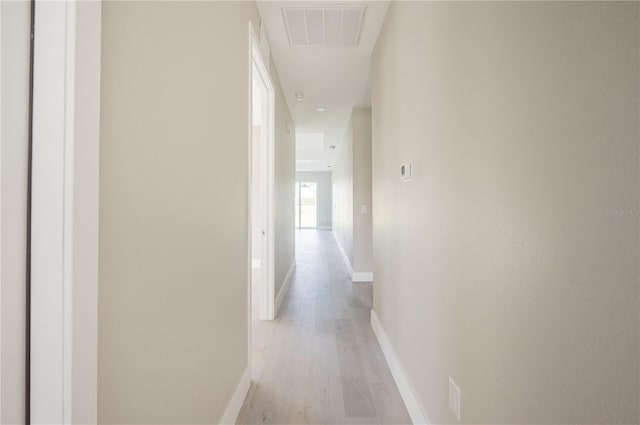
282, 6, 367, 48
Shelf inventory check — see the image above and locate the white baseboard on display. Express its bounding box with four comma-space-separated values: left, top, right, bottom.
318, 226, 332, 230
371, 310, 430, 425
275, 261, 296, 317
332, 231, 353, 276
218, 366, 251, 425
352, 272, 373, 282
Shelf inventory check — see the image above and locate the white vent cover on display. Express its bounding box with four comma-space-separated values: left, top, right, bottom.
282, 6, 366, 47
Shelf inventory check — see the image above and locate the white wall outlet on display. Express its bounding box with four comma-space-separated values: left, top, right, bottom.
360, 204, 368, 214
449, 377, 461, 422
400, 161, 413, 181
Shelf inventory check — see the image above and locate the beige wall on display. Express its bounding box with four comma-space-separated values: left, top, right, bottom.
333, 108, 373, 274
333, 118, 354, 263
296, 171, 333, 229
99, 2, 261, 423
71, 4, 102, 421
1, 2, 29, 423
352, 108, 373, 274
272, 61, 296, 298
372, 2, 639, 424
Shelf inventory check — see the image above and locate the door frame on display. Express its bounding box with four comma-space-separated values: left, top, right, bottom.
248, 21, 276, 326
295, 181, 319, 229
29, 1, 101, 423
0, 2, 3, 417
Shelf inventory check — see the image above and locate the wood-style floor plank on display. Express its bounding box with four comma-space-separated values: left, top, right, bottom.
237, 230, 411, 425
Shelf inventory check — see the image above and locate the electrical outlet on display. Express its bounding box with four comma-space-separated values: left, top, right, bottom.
400, 160, 413, 181
449, 377, 461, 422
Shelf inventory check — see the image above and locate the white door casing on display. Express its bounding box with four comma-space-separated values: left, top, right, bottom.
30, 1, 100, 423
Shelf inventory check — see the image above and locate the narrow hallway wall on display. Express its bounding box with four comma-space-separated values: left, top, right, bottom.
1, 2, 30, 422
333, 118, 354, 264
99, 2, 294, 423
333, 108, 373, 277
273, 61, 296, 300
351, 108, 373, 276
371, 2, 639, 423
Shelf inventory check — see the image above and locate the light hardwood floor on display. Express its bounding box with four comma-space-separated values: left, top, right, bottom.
238, 230, 411, 425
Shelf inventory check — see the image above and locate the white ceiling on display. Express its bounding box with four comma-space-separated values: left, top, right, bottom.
257, 0, 389, 172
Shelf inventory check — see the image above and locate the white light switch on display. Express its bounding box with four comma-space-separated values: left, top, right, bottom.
449, 377, 461, 422
360, 204, 368, 214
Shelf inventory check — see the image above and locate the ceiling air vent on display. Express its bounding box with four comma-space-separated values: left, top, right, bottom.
282, 6, 366, 48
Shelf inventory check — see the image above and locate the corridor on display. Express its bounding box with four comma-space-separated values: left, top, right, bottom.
238, 230, 411, 425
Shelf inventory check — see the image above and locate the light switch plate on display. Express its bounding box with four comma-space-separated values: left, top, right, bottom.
449, 377, 461, 422
361, 204, 368, 214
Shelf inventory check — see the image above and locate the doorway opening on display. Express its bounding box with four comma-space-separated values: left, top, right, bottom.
295, 182, 318, 229
249, 24, 276, 327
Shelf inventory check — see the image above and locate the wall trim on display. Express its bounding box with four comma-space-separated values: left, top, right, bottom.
352, 272, 373, 282
370, 310, 430, 425
275, 261, 296, 317
218, 366, 251, 425
332, 230, 353, 276
318, 226, 332, 230
30, 2, 101, 422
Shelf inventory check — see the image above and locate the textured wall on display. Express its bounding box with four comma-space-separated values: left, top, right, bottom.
352, 108, 373, 274
99, 2, 260, 423
273, 61, 296, 298
1, 2, 29, 423
372, 2, 639, 423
